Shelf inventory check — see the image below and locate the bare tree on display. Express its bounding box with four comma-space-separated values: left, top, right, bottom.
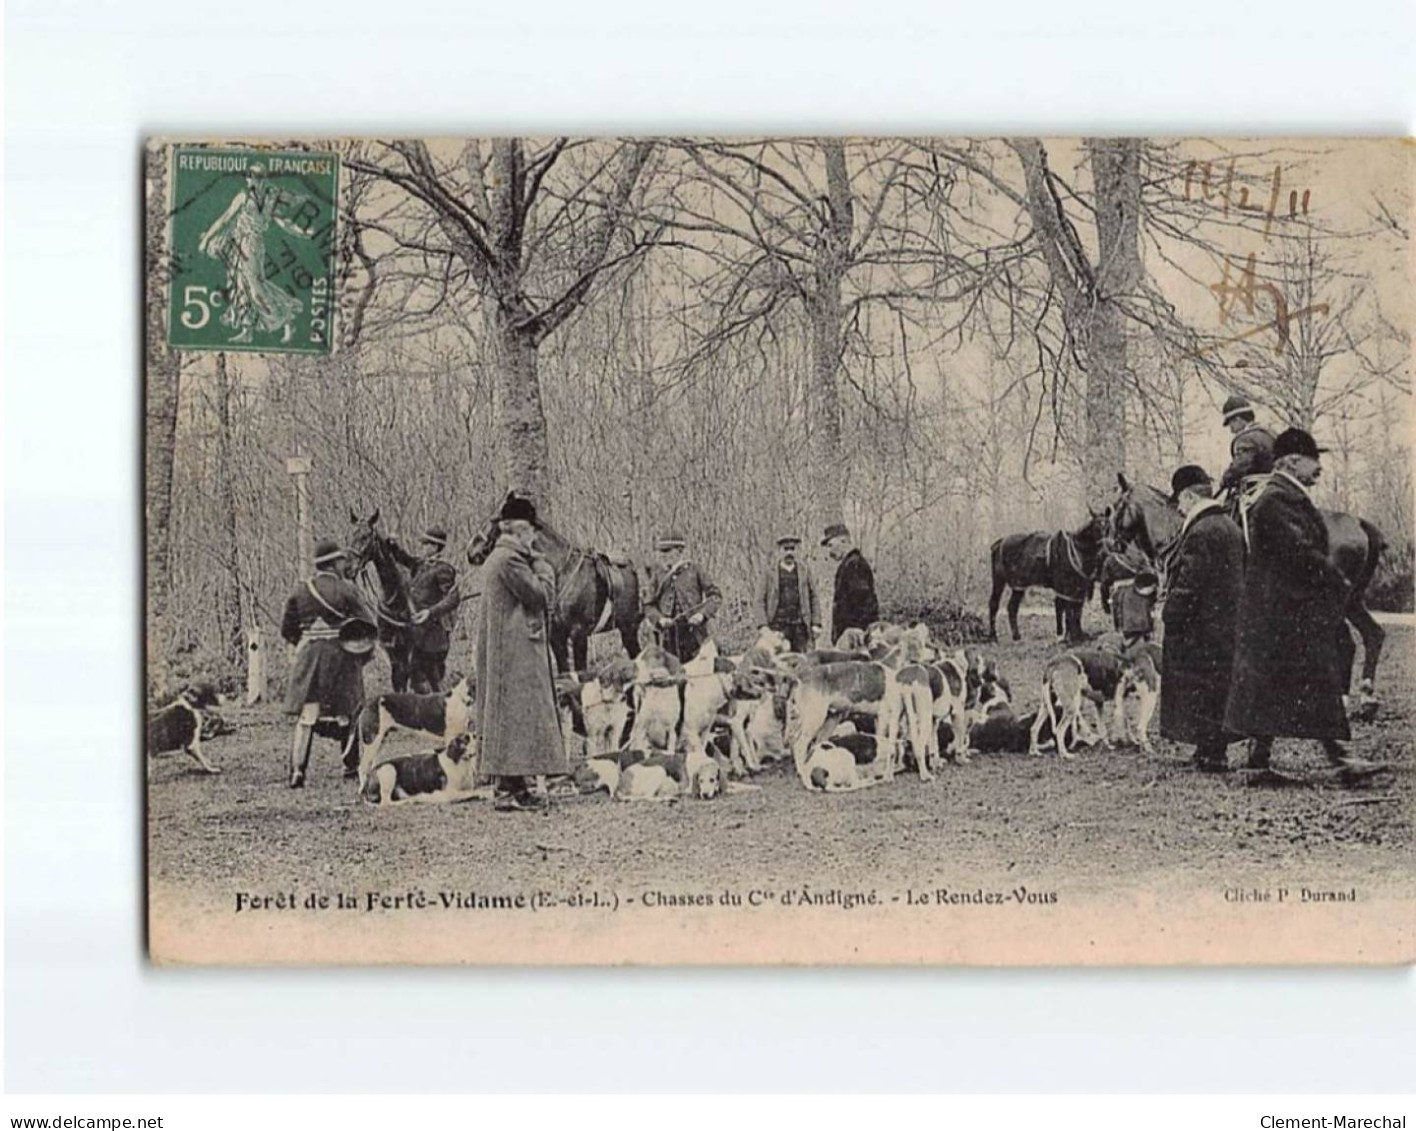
144, 143, 183, 682
348, 139, 655, 511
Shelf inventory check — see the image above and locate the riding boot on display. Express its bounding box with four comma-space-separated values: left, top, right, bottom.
1321, 739, 1385, 777
1245, 738, 1273, 771
340, 727, 360, 780
289, 723, 314, 788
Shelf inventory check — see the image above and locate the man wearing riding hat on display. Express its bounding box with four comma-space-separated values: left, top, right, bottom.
1219, 394, 1276, 492
1159, 465, 1245, 772
406, 525, 460, 693
475, 495, 567, 812
822, 523, 879, 644
646, 532, 721, 662
280, 538, 378, 788
1224, 429, 1385, 782
760, 533, 821, 653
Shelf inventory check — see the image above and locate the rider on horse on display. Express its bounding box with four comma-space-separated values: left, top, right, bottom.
1219, 394, 1276, 497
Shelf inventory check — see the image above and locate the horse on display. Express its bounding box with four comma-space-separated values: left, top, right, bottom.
1109, 473, 1386, 714
987, 511, 1110, 644
347, 507, 417, 693
465, 492, 643, 674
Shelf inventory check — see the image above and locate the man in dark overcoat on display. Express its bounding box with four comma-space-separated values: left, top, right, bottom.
474, 496, 566, 812
645, 532, 722, 662
406, 525, 460, 693
822, 523, 879, 644
1158, 466, 1244, 771
1223, 429, 1383, 780
1219, 394, 1276, 493
759, 533, 821, 653
281, 538, 378, 788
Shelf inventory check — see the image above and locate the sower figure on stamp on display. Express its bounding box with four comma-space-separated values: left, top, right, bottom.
646, 532, 721, 662
475, 496, 567, 813
822, 523, 879, 645
1159, 466, 1245, 773
1223, 430, 1386, 783
1219, 394, 1276, 496
281, 538, 378, 789
403, 525, 460, 693
760, 533, 820, 653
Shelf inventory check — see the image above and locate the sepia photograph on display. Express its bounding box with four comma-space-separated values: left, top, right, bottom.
142, 136, 1415, 965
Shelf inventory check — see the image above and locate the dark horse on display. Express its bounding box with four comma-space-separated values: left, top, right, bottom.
1109, 473, 1386, 715
988, 511, 1109, 643
465, 492, 643, 674
347, 507, 417, 693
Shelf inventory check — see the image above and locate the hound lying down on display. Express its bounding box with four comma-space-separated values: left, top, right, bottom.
360, 734, 485, 805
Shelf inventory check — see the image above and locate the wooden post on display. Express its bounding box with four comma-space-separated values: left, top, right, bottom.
245, 626, 266, 705
286, 455, 313, 578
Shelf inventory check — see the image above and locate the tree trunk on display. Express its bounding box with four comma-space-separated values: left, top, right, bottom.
486, 304, 551, 509
807, 139, 852, 534
144, 142, 181, 681
1083, 137, 1143, 508
214, 352, 245, 671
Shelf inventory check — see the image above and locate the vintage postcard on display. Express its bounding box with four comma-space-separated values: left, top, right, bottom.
143, 137, 1414, 965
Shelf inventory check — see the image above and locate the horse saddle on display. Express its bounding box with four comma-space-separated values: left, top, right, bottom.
997, 532, 1049, 580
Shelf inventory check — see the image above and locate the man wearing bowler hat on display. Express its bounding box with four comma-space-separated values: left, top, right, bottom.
822, 523, 879, 645
1224, 429, 1385, 781
645, 532, 721, 662
1218, 394, 1276, 493
760, 533, 820, 653
1159, 465, 1245, 772
406, 525, 460, 693
475, 495, 566, 812
280, 538, 378, 788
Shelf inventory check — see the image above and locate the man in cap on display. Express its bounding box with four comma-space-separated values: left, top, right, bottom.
1224, 430, 1384, 781
475, 495, 566, 812
759, 533, 821, 653
280, 538, 378, 788
1218, 394, 1276, 493
822, 523, 879, 644
645, 533, 722, 662
1159, 465, 1245, 772
405, 525, 460, 693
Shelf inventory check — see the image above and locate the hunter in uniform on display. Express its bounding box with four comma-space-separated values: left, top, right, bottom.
1219, 394, 1276, 494
759, 533, 821, 653
280, 538, 378, 788
405, 525, 460, 693
645, 532, 721, 662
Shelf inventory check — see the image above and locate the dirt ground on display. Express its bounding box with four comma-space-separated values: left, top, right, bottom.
148, 614, 1415, 913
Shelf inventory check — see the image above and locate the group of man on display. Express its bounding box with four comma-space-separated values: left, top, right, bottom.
275, 390, 1380, 803
1158, 396, 1383, 782
643, 520, 879, 663
277, 492, 884, 810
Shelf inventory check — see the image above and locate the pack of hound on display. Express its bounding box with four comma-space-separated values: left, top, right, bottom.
148, 624, 1163, 804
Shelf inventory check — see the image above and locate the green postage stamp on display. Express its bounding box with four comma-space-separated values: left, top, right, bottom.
166, 147, 339, 354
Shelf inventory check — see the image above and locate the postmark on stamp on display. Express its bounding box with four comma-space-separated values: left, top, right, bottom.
166, 147, 339, 354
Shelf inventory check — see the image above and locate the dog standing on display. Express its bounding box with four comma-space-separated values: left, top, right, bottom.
355, 675, 474, 788
147, 683, 223, 776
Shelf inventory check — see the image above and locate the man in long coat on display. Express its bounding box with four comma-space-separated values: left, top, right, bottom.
645, 532, 721, 662
1159, 466, 1244, 771
1224, 428, 1383, 780
406, 525, 460, 693
281, 538, 378, 788
475, 496, 567, 812
759, 533, 821, 653
822, 523, 879, 644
